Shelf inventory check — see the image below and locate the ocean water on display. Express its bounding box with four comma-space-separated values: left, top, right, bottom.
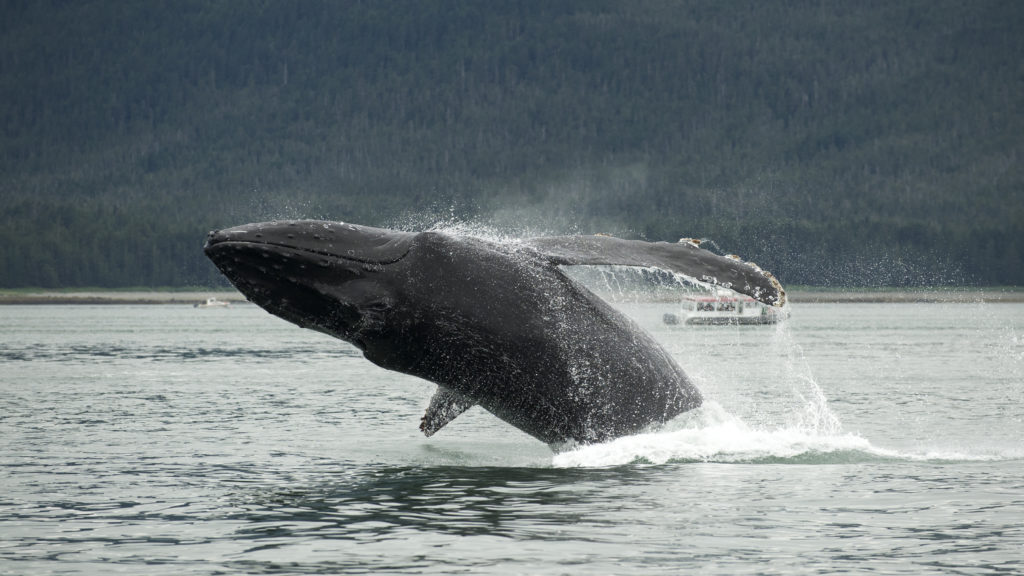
1, 300, 1022, 574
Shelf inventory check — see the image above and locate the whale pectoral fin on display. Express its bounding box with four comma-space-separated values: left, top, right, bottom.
525, 235, 786, 307
420, 386, 476, 437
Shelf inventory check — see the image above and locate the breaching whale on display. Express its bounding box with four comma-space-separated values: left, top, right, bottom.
204, 220, 785, 446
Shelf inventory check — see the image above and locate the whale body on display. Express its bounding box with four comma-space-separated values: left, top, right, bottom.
204, 220, 785, 446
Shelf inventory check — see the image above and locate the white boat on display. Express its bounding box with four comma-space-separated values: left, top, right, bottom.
663, 290, 787, 326
194, 297, 231, 308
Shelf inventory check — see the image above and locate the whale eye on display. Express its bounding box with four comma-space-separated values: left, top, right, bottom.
363, 299, 392, 313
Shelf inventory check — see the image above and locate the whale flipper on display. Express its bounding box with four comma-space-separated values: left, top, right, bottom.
525, 235, 785, 307
420, 386, 476, 437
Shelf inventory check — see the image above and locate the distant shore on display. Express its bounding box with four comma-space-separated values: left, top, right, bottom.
782, 289, 1024, 304
0, 290, 250, 306
1, 288, 1022, 305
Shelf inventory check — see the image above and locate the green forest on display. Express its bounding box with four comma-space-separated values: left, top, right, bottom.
1, 0, 1021, 288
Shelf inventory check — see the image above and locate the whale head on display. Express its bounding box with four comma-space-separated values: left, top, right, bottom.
204, 220, 415, 350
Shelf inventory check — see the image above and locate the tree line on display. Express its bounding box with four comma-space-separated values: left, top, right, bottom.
1, 0, 1021, 287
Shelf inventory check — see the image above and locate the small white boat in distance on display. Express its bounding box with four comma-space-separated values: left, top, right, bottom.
195, 297, 231, 308
663, 290, 787, 326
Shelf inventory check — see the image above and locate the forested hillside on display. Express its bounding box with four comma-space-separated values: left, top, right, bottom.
1, 0, 1021, 287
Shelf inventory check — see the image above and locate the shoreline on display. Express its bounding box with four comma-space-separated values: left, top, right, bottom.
0, 291, 250, 306
1, 288, 1022, 305
782, 289, 1024, 304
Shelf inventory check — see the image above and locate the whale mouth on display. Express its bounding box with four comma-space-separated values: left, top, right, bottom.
204, 220, 414, 340
204, 220, 415, 265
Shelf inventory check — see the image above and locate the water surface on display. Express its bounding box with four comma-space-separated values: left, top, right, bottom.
1, 302, 1022, 574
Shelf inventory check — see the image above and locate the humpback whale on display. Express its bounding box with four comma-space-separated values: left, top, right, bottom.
204, 220, 785, 446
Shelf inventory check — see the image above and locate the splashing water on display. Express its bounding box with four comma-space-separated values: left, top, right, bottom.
770, 320, 841, 435
551, 391, 1015, 468
552, 402, 877, 467
387, 211, 564, 245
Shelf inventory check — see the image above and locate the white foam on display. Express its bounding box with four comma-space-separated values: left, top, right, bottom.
552, 402, 879, 467
551, 402, 1021, 467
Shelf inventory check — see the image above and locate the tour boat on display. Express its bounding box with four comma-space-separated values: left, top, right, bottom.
662, 290, 787, 326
